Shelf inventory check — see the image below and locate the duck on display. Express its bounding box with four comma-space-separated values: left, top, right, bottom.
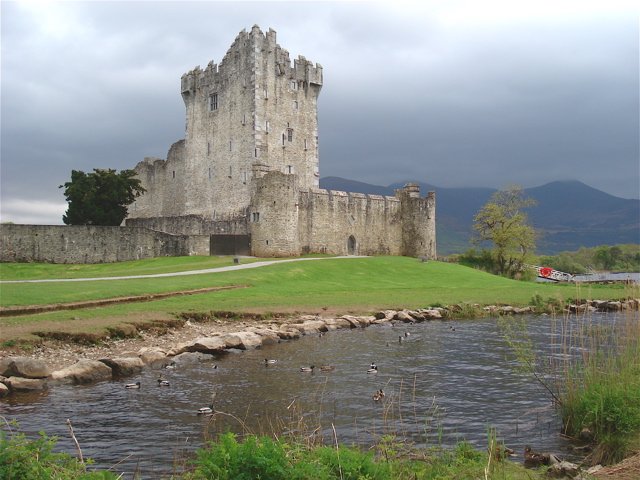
264, 359, 278, 365
125, 381, 141, 389
523, 446, 560, 468
164, 361, 177, 370
212, 364, 218, 370
197, 404, 214, 415
372, 389, 385, 401
367, 364, 378, 374
398, 336, 403, 344
157, 377, 170, 387
300, 365, 315, 372
319, 365, 335, 372
404, 331, 411, 337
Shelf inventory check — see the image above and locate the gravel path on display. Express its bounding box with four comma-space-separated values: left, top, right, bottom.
1, 256, 364, 284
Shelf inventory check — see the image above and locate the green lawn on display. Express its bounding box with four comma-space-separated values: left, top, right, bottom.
0, 255, 263, 280
0, 256, 631, 345
0, 256, 627, 316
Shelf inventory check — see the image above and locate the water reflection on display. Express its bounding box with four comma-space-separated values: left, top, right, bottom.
1, 313, 633, 477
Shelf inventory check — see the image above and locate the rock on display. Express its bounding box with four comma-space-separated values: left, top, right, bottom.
249, 328, 280, 345
514, 306, 533, 314
606, 301, 622, 311
547, 460, 579, 478
297, 320, 328, 334
355, 316, 375, 326
99, 357, 144, 376
50, 359, 113, 385
394, 310, 414, 322
0, 356, 51, 379
499, 306, 516, 314
277, 328, 301, 340
137, 347, 168, 365
227, 331, 263, 350
421, 309, 443, 319
173, 352, 211, 365
0, 382, 10, 397
185, 336, 228, 354
324, 318, 354, 329
375, 310, 396, 321
5, 376, 48, 391
336, 316, 359, 328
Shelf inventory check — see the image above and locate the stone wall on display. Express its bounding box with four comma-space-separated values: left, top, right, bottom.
297, 189, 403, 256
0, 225, 209, 264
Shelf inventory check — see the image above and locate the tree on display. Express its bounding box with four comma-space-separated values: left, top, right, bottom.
59, 169, 146, 225
472, 185, 537, 277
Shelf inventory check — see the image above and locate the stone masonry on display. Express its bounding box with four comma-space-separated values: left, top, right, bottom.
126, 26, 436, 259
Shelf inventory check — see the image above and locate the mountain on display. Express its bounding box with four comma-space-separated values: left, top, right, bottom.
319, 177, 640, 255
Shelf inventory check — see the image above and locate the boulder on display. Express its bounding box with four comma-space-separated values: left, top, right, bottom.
50, 359, 113, 385
5, 376, 47, 391
375, 310, 397, 321
421, 309, 443, 320
173, 352, 211, 365
99, 357, 144, 376
324, 318, 353, 329
499, 306, 516, 314
137, 347, 168, 365
296, 320, 328, 334
0, 356, 51, 379
249, 328, 280, 345
606, 301, 622, 311
277, 328, 301, 340
185, 336, 227, 354
0, 382, 10, 397
393, 310, 414, 322
227, 331, 263, 350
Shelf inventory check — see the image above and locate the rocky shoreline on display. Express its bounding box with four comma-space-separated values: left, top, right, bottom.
1, 299, 638, 398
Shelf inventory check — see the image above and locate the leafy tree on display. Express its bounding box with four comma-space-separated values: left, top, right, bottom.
60, 169, 145, 225
472, 185, 537, 277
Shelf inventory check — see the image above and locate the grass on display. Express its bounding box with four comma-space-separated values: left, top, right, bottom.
559, 309, 640, 465
0, 256, 629, 342
0, 255, 262, 280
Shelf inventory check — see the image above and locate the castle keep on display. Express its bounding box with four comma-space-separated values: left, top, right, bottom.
126, 26, 436, 258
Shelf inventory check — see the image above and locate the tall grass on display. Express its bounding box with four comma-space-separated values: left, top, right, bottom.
559, 306, 640, 465
500, 284, 640, 466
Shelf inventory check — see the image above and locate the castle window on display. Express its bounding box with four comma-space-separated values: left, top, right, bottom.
242, 113, 246, 125
293, 100, 298, 110
304, 138, 308, 150
252, 212, 260, 222
209, 93, 218, 111
243, 171, 248, 184
287, 128, 293, 142
290, 80, 297, 90
228, 166, 232, 178
172, 170, 175, 179
265, 121, 270, 133
208, 167, 211, 180
207, 142, 210, 156
286, 165, 294, 174
282, 133, 286, 146
229, 141, 232, 152
254, 147, 259, 158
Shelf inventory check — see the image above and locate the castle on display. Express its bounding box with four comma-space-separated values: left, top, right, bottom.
125, 26, 436, 258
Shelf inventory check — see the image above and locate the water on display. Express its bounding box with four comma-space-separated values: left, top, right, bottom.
1, 313, 632, 477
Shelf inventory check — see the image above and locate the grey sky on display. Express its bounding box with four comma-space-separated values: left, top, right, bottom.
1, 0, 638, 224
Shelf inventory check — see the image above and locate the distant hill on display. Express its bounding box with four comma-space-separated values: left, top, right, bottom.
319, 177, 640, 255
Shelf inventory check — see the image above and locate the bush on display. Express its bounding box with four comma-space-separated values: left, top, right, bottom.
0, 430, 116, 480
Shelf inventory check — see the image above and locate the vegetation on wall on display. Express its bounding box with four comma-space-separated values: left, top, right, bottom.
59, 168, 145, 226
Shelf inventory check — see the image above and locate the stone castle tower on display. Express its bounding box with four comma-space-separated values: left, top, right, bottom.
131, 26, 322, 219
127, 26, 436, 259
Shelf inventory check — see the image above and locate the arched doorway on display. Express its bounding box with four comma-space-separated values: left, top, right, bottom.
347, 235, 357, 255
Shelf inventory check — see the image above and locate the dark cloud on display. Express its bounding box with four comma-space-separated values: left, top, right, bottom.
1, 1, 638, 224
